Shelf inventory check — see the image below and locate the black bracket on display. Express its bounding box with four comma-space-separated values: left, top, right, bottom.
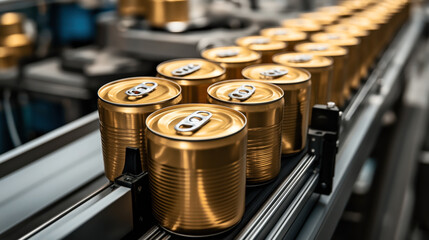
308, 103, 341, 195
115, 147, 153, 237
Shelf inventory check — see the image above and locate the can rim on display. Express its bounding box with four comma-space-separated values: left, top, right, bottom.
242, 63, 312, 85
272, 52, 333, 68
207, 79, 284, 105
156, 58, 226, 80
145, 103, 248, 142
97, 76, 182, 107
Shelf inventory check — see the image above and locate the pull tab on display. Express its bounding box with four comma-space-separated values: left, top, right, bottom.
229, 84, 256, 100
288, 54, 313, 63
171, 63, 201, 76
260, 69, 289, 79
250, 38, 270, 45
309, 45, 329, 51
216, 49, 239, 58
326, 34, 340, 40
274, 30, 288, 36
175, 111, 212, 134
125, 82, 158, 97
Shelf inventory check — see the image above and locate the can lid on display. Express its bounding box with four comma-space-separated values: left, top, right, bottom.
317, 6, 352, 17
295, 42, 347, 57
273, 52, 332, 68
340, 17, 379, 31
2, 34, 31, 48
0, 12, 22, 27
201, 46, 261, 64
156, 58, 225, 80
207, 79, 284, 104
146, 104, 247, 141
242, 64, 310, 84
340, 0, 368, 11
98, 77, 181, 106
356, 11, 390, 24
260, 28, 307, 42
236, 36, 286, 52
311, 32, 359, 46
282, 18, 322, 32
300, 12, 337, 25
325, 24, 369, 37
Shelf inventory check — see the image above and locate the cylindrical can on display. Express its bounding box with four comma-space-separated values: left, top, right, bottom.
325, 23, 370, 86
281, 18, 322, 37
260, 27, 307, 52
295, 42, 347, 107
340, 0, 370, 13
0, 47, 16, 69
147, 0, 188, 30
273, 52, 333, 113
0, 13, 23, 38
236, 36, 286, 63
146, 104, 247, 236
2, 34, 32, 58
356, 10, 390, 54
156, 58, 225, 103
242, 64, 311, 155
201, 46, 261, 79
300, 12, 337, 26
310, 32, 360, 101
118, 0, 146, 17
97, 77, 182, 181
317, 6, 353, 19
207, 80, 284, 184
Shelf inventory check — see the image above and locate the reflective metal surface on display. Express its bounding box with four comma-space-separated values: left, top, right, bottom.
260, 28, 307, 52
281, 18, 322, 36
236, 36, 286, 63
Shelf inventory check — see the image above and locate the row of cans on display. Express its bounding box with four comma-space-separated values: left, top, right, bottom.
98, 0, 411, 236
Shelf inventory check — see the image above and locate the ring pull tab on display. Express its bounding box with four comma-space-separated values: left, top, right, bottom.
288, 54, 313, 63
309, 45, 329, 51
216, 49, 239, 58
175, 111, 212, 134
274, 30, 288, 36
125, 82, 158, 97
171, 63, 201, 76
229, 84, 256, 101
326, 34, 340, 40
259, 69, 289, 79
250, 38, 270, 45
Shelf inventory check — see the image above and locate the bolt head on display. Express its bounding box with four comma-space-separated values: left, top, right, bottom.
327, 102, 336, 108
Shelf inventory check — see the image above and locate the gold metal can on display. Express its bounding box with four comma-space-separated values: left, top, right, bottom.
310, 32, 360, 101
317, 5, 353, 19
145, 104, 247, 236
147, 0, 188, 29
281, 18, 322, 37
0, 13, 23, 37
0, 47, 16, 69
236, 36, 286, 63
260, 27, 307, 52
325, 23, 370, 86
300, 12, 337, 26
201, 46, 261, 79
118, 0, 146, 17
242, 64, 311, 155
2, 34, 32, 58
207, 80, 284, 184
295, 42, 347, 107
273, 52, 333, 112
356, 10, 390, 53
97, 77, 182, 181
156, 58, 225, 103
340, 0, 370, 13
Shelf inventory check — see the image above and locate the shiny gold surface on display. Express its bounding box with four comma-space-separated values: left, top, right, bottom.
340, 0, 369, 12
156, 58, 225, 103
281, 18, 322, 36
300, 12, 337, 26
146, 104, 247, 235
310, 32, 360, 101
0, 47, 16, 69
2, 34, 32, 58
118, 0, 146, 17
236, 36, 286, 63
202, 46, 261, 79
0, 13, 23, 37
98, 77, 182, 181
295, 42, 347, 107
242, 64, 311, 154
147, 0, 189, 28
207, 80, 283, 184
317, 5, 352, 18
273, 52, 333, 109
260, 28, 307, 51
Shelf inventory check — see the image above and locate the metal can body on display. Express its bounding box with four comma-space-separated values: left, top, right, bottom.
207, 80, 284, 184
118, 0, 146, 17
146, 104, 247, 236
0, 13, 23, 38
0, 47, 16, 69
242, 64, 311, 155
202, 46, 261, 79
260, 28, 307, 52
2, 34, 32, 58
281, 18, 322, 37
147, 0, 189, 29
236, 36, 286, 63
157, 58, 225, 103
300, 12, 337, 26
97, 77, 182, 181
295, 42, 348, 107
273, 52, 333, 115
310, 32, 360, 101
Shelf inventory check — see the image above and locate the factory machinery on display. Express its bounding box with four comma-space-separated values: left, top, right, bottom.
1, 0, 429, 239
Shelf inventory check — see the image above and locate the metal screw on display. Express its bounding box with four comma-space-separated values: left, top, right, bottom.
321, 182, 327, 189
311, 149, 315, 153
327, 102, 336, 108
312, 138, 316, 142
124, 177, 132, 182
